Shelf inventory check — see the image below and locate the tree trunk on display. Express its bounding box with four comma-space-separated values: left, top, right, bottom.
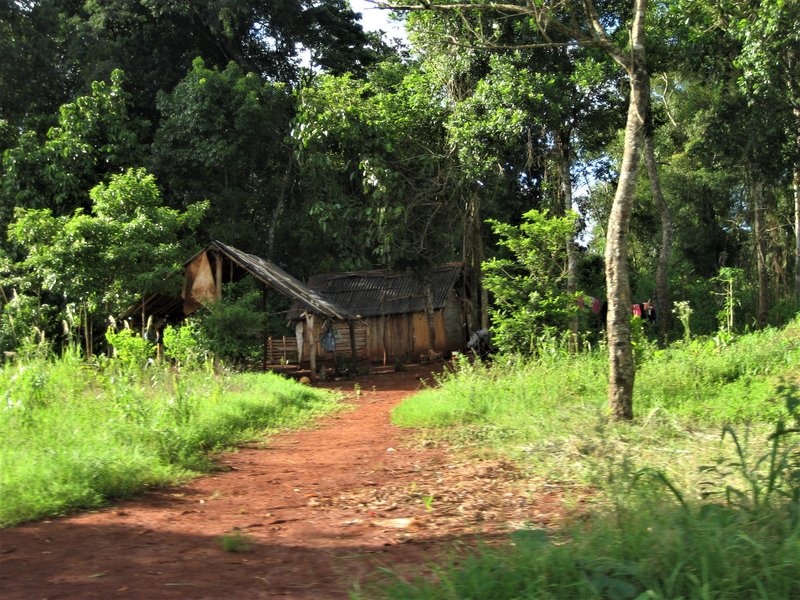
764, 185, 787, 294
795, 156, 800, 299
788, 48, 800, 299
424, 279, 438, 352
306, 313, 317, 382
463, 192, 489, 331
605, 0, 648, 421
644, 134, 673, 343
557, 129, 579, 351
266, 151, 294, 259
752, 177, 769, 328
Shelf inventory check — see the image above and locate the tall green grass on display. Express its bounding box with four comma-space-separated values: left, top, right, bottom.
372, 323, 800, 599
0, 353, 340, 526
392, 322, 800, 484
363, 408, 800, 598
361, 494, 800, 599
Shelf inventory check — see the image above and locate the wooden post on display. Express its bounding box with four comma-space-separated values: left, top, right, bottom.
261, 283, 268, 371
349, 322, 357, 365
306, 313, 317, 382
215, 252, 223, 301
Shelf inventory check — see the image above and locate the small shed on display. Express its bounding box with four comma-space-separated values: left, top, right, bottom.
290, 264, 469, 365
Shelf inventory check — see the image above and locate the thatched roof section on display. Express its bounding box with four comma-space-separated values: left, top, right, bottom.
302, 264, 463, 318
207, 241, 352, 321
122, 240, 354, 324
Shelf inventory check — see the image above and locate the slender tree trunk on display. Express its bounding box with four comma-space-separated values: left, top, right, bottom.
787, 48, 800, 299
306, 313, 317, 381
752, 177, 769, 327
605, 0, 648, 421
477, 215, 489, 331
764, 185, 787, 294
266, 151, 294, 259
464, 193, 478, 332
557, 129, 579, 351
463, 192, 488, 331
795, 155, 800, 298
424, 279, 438, 351
644, 134, 673, 343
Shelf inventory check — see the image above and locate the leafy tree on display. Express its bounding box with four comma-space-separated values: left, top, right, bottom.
152, 58, 293, 257
0, 69, 146, 236
0, 0, 76, 132
386, 0, 651, 419
483, 210, 581, 354
292, 62, 460, 270
634, 0, 798, 332
1, 0, 384, 128
727, 0, 800, 299
6, 168, 206, 355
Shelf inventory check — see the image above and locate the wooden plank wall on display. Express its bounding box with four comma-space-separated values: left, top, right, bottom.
270, 297, 466, 366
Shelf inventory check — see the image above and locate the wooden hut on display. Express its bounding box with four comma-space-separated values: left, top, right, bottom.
287, 264, 469, 366
123, 241, 470, 372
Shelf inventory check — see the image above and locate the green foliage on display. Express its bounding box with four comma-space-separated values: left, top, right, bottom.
292, 64, 458, 269
0, 355, 341, 526
162, 321, 208, 368
713, 267, 745, 333
153, 58, 292, 253
0, 70, 146, 226
0, 287, 59, 354
194, 279, 266, 368
482, 210, 581, 354
105, 327, 155, 369
5, 167, 206, 353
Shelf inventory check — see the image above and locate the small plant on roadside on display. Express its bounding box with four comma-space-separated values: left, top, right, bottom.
218, 529, 253, 552
105, 326, 155, 369
674, 300, 693, 342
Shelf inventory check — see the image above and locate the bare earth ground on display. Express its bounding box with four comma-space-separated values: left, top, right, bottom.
0, 364, 569, 600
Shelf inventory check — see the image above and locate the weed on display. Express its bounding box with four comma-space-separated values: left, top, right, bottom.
674, 300, 693, 341
219, 529, 253, 552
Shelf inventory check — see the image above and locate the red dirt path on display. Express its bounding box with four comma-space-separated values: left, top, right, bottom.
0, 364, 566, 599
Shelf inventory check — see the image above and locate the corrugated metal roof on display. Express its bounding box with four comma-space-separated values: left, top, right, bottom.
305, 264, 463, 318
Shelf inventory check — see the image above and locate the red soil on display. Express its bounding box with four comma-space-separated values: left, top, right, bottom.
0, 364, 567, 599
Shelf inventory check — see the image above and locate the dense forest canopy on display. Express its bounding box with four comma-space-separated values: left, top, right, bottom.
1, 0, 799, 417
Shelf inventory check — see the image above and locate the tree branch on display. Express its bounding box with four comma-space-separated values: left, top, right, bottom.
375, 0, 630, 69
